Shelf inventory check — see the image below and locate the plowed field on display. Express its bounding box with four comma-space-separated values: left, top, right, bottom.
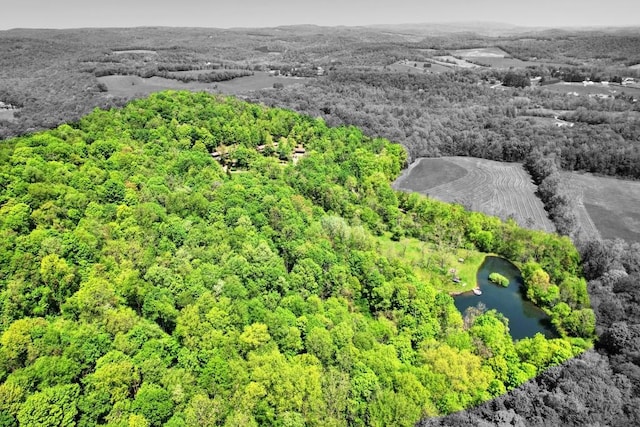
394, 157, 555, 232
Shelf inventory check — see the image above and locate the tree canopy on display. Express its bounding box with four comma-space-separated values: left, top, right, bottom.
0, 91, 591, 426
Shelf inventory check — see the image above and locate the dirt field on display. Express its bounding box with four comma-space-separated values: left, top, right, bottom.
394, 157, 555, 232
564, 172, 640, 242
97, 72, 308, 97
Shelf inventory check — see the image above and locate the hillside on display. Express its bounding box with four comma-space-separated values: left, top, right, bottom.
0, 91, 591, 426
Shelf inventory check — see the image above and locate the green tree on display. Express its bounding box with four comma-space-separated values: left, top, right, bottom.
17, 384, 79, 427
131, 383, 174, 427
305, 327, 335, 365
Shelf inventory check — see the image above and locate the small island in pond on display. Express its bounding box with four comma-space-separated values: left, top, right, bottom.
489, 272, 510, 287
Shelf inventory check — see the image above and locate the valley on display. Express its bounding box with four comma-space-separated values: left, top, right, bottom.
1, 23, 640, 427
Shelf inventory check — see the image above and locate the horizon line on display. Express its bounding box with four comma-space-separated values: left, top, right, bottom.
2, 21, 640, 32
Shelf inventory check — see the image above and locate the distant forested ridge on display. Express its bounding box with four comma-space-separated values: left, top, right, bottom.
248, 70, 640, 180
0, 91, 590, 426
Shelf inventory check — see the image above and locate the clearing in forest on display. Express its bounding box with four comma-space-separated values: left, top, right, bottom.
432, 55, 480, 68
541, 81, 640, 98
564, 172, 640, 243
450, 47, 531, 68
378, 234, 488, 295
387, 60, 451, 74
97, 72, 307, 97
467, 56, 532, 68
451, 47, 509, 57
394, 156, 555, 233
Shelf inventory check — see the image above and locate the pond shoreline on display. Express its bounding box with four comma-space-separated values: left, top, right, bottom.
448, 286, 482, 297
453, 255, 558, 339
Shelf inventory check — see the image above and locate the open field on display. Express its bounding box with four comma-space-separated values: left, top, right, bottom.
394, 157, 555, 232
98, 72, 308, 97
467, 56, 532, 68
451, 47, 509, 57
450, 47, 533, 68
98, 75, 215, 97
433, 55, 480, 68
564, 172, 640, 242
387, 61, 452, 74
517, 115, 574, 129
540, 81, 640, 98
378, 234, 488, 294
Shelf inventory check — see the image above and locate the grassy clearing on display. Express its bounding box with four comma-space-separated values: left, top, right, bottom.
564, 171, 640, 242
97, 72, 308, 97
433, 56, 480, 69
215, 73, 309, 93
394, 157, 555, 233
387, 61, 452, 74
541, 82, 640, 98
467, 56, 531, 68
451, 47, 509, 57
377, 234, 488, 294
449, 47, 533, 69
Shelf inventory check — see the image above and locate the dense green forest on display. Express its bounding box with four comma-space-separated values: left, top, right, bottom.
0, 91, 592, 426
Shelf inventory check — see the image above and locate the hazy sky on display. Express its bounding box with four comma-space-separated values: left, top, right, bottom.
2, 0, 639, 30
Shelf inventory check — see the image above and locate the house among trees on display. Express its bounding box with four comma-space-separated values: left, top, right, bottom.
293, 145, 306, 163
0, 101, 16, 109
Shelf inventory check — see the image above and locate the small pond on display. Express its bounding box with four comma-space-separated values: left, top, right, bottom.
454, 256, 558, 340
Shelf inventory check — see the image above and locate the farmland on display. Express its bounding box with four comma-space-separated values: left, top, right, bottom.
540, 81, 640, 98
394, 157, 555, 232
449, 47, 531, 68
387, 60, 452, 74
564, 172, 640, 242
466, 56, 532, 68
432, 55, 479, 69
451, 47, 509, 58
97, 72, 308, 97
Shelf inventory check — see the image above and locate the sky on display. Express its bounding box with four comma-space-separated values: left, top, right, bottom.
1, 0, 639, 30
